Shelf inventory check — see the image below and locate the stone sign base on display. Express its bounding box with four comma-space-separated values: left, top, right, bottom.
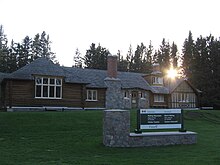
103, 110, 197, 147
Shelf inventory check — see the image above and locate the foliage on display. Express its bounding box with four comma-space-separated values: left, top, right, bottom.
182, 32, 220, 108
154, 38, 171, 73
84, 43, 110, 70
0, 110, 220, 165
117, 50, 128, 72
2, 23, 220, 108
118, 43, 152, 73
0, 25, 8, 72
73, 48, 83, 68
0, 25, 56, 73
170, 42, 178, 68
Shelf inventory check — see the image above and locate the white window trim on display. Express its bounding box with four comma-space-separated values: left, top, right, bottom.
35, 77, 62, 99
154, 94, 165, 103
124, 91, 130, 99
152, 76, 163, 85
86, 90, 98, 101
140, 91, 146, 99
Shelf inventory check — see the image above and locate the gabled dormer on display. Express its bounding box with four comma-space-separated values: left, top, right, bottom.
144, 63, 164, 86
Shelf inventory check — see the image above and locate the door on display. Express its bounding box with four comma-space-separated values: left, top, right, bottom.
131, 91, 138, 109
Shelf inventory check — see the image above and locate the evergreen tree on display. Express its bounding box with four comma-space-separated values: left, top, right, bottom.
22, 36, 32, 63
117, 50, 128, 72
146, 41, 153, 64
183, 33, 220, 108
130, 43, 146, 73
73, 48, 83, 68
31, 31, 56, 62
159, 38, 170, 71
126, 44, 133, 71
144, 41, 153, 73
153, 50, 160, 64
84, 43, 110, 70
31, 33, 41, 60
0, 25, 8, 72
16, 36, 32, 68
209, 36, 220, 107
192, 35, 214, 106
40, 31, 56, 61
170, 42, 178, 68
182, 31, 195, 79
7, 40, 17, 72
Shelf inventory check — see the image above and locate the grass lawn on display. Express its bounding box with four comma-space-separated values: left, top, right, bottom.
0, 110, 220, 165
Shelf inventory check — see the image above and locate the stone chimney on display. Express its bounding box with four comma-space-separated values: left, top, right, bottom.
107, 55, 118, 78
105, 55, 122, 109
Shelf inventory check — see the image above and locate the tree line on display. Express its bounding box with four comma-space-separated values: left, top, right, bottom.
74, 40, 179, 74
1, 24, 220, 108
182, 31, 220, 108
67, 32, 220, 109
0, 25, 56, 73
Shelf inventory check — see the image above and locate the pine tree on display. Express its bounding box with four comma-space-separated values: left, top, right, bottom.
126, 44, 133, 72
73, 48, 83, 68
146, 41, 153, 64
154, 38, 171, 73
0, 25, 8, 72
22, 36, 32, 63
130, 43, 146, 73
16, 36, 32, 68
144, 41, 153, 73
40, 31, 56, 62
31, 31, 56, 62
84, 43, 110, 70
7, 40, 17, 72
182, 31, 195, 79
170, 42, 178, 68
160, 38, 170, 71
31, 33, 41, 60
117, 50, 128, 72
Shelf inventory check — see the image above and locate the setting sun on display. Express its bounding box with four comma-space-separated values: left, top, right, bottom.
167, 68, 178, 79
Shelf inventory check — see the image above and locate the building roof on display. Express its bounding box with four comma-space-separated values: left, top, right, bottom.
0, 72, 9, 84
168, 78, 202, 94
7, 58, 67, 80
63, 67, 153, 90
3, 57, 171, 94
151, 86, 169, 94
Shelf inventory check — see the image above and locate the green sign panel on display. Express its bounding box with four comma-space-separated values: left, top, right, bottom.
139, 109, 182, 129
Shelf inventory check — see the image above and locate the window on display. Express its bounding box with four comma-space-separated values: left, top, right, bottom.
154, 94, 165, 102
152, 76, 163, 85
140, 91, 146, 99
86, 90, 97, 101
124, 91, 129, 98
35, 77, 62, 99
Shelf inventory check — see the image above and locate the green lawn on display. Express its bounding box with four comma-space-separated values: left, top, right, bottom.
0, 110, 220, 165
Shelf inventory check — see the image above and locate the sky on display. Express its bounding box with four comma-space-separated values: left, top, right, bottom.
1, 0, 220, 66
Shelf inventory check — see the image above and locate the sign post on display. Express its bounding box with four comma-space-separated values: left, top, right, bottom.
135, 109, 142, 134
179, 109, 186, 132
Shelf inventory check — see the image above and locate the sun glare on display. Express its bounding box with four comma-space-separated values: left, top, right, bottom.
167, 68, 178, 79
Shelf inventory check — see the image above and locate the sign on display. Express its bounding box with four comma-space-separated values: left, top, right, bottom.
139, 109, 182, 129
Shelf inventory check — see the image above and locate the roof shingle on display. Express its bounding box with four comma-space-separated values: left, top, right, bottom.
3, 57, 171, 93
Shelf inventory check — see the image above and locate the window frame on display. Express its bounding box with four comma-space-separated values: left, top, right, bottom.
140, 91, 146, 99
35, 77, 62, 99
86, 89, 98, 101
152, 76, 163, 85
124, 91, 130, 99
154, 94, 165, 103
